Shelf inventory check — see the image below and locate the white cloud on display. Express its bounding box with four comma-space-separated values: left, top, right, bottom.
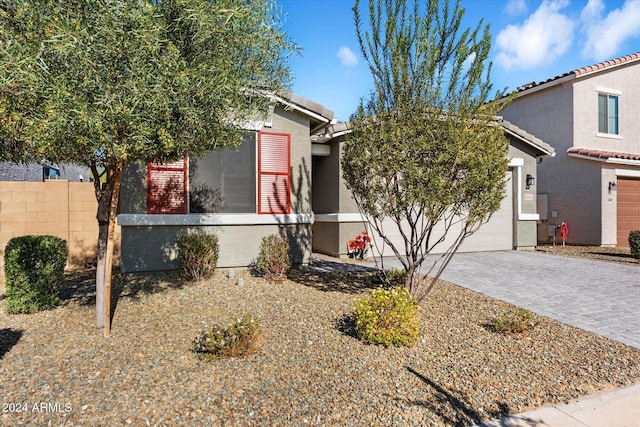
506, 0, 528, 16
336, 46, 358, 67
580, 0, 604, 23
580, 0, 640, 61
495, 0, 574, 71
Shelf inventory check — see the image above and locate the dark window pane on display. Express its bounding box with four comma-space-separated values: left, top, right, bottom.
189, 132, 256, 213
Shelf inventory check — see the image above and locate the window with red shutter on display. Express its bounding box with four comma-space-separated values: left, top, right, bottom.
258, 132, 290, 214
147, 159, 188, 214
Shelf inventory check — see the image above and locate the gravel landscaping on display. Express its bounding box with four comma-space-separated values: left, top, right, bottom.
537, 244, 639, 267
2, 265, 640, 426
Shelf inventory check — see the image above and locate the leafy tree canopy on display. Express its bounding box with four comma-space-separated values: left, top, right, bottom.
0, 0, 295, 165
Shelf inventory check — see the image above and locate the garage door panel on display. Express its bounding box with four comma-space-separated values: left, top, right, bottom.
376, 172, 513, 255
617, 178, 640, 247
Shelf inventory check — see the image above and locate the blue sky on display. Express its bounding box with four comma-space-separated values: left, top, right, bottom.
278, 0, 640, 121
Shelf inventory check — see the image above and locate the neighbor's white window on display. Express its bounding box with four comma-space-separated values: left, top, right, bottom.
598, 93, 618, 135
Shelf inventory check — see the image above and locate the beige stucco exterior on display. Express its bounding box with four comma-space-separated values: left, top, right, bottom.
501, 54, 640, 246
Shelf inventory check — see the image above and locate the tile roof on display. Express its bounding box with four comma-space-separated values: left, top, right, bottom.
500, 119, 555, 157
516, 52, 640, 93
567, 147, 640, 162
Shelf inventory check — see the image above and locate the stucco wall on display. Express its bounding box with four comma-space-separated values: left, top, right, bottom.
120, 223, 309, 272
508, 140, 539, 249
311, 144, 340, 214
573, 63, 640, 154
502, 82, 608, 245
118, 105, 314, 272
312, 136, 368, 256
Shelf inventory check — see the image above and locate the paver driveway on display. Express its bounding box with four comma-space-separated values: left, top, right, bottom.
379, 251, 640, 349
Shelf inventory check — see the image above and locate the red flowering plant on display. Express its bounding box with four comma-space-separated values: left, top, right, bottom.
348, 231, 372, 260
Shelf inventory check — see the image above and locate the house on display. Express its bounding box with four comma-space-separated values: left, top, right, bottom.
117, 92, 554, 273
499, 52, 640, 247
0, 161, 88, 182
311, 119, 555, 258
117, 92, 335, 272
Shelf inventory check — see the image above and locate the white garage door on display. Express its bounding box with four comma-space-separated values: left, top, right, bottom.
375, 171, 513, 255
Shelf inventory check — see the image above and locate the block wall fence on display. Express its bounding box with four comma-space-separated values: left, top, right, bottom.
0, 180, 121, 281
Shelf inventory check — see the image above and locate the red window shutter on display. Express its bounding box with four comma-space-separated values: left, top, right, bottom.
258, 132, 290, 214
147, 159, 188, 214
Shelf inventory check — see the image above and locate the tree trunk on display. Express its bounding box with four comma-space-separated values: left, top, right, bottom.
103, 160, 124, 337
93, 159, 123, 335
95, 197, 109, 330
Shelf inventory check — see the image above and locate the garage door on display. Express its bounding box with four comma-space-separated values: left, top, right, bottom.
376, 171, 513, 255
617, 177, 640, 247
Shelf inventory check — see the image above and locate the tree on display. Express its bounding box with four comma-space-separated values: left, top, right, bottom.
0, 0, 296, 335
343, 0, 509, 300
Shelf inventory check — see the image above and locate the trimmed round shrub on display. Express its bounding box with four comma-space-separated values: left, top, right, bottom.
4, 235, 68, 314
176, 232, 219, 281
353, 287, 420, 347
256, 234, 290, 282
629, 230, 640, 260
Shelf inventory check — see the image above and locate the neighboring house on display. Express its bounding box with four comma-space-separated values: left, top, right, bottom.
500, 52, 640, 247
311, 120, 555, 257
117, 92, 335, 272
0, 161, 89, 182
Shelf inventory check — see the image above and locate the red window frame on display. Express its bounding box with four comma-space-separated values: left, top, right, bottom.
258, 131, 291, 214
147, 159, 188, 214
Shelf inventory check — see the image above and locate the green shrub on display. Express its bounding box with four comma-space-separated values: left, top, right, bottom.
352, 287, 420, 347
4, 235, 68, 314
256, 234, 290, 282
629, 231, 640, 260
176, 232, 219, 281
384, 268, 407, 287
488, 307, 536, 334
192, 314, 260, 361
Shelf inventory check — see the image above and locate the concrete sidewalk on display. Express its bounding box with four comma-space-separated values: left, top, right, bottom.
310, 251, 640, 427
474, 382, 640, 427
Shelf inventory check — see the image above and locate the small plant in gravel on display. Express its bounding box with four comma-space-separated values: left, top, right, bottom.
352, 287, 420, 347
383, 268, 407, 287
488, 307, 536, 334
4, 235, 68, 314
256, 234, 290, 282
629, 230, 640, 260
192, 314, 260, 361
176, 232, 219, 281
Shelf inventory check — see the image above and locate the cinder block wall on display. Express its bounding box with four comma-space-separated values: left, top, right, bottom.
0, 181, 121, 281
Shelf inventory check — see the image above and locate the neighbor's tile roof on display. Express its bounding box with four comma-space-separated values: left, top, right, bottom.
567, 147, 640, 162
516, 52, 640, 93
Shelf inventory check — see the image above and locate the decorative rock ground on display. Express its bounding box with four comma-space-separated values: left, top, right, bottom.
1, 267, 639, 426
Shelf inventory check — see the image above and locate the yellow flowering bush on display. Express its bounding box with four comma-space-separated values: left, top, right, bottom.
352, 287, 420, 347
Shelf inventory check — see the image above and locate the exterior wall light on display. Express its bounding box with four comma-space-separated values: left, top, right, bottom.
608, 181, 617, 193
525, 174, 535, 189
